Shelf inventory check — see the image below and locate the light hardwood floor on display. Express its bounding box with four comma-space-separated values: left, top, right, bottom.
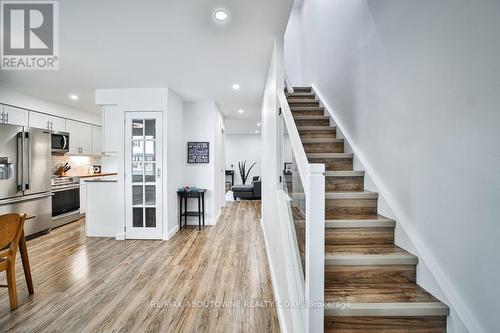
0, 201, 279, 333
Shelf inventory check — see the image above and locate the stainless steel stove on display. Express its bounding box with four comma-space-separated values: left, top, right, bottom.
51, 176, 81, 228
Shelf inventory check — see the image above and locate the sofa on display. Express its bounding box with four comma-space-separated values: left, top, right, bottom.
231, 176, 261, 200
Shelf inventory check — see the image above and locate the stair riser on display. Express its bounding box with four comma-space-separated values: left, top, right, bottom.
325, 316, 446, 333
286, 94, 316, 99
294, 118, 330, 126
326, 176, 363, 191
291, 109, 325, 116
289, 101, 320, 107
292, 87, 312, 93
308, 158, 353, 171
326, 228, 394, 245
325, 198, 378, 219
325, 265, 416, 284
299, 130, 337, 139
304, 142, 344, 154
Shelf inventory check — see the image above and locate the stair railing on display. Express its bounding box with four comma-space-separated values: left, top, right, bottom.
277, 87, 325, 333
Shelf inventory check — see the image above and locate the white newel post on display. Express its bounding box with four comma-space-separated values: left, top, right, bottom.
305, 163, 325, 332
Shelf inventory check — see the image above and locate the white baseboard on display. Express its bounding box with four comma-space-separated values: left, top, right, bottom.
166, 225, 179, 240
260, 218, 289, 333
312, 83, 482, 333
115, 232, 125, 240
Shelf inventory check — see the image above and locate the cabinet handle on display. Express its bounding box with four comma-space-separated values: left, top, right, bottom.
50, 121, 53, 130
47, 121, 50, 129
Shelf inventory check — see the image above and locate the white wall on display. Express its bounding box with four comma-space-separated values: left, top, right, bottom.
284, 9, 303, 86
296, 1, 500, 332
165, 90, 184, 237
225, 134, 262, 185
182, 101, 225, 225
0, 86, 101, 124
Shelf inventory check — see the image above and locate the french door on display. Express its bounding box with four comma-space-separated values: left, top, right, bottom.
125, 112, 163, 239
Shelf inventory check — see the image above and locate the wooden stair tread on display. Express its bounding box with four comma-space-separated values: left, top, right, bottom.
288, 98, 319, 103
325, 283, 442, 304
308, 153, 353, 158
325, 191, 378, 199
326, 216, 395, 228
325, 170, 364, 177
302, 138, 344, 143
326, 244, 409, 256
297, 125, 336, 131
290, 106, 324, 111
286, 92, 315, 98
292, 115, 330, 120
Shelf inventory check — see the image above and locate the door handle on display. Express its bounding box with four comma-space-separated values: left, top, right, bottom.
25, 132, 31, 190
157, 167, 161, 178
17, 132, 24, 191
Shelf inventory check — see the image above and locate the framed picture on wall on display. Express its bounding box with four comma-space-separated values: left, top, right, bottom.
187, 142, 209, 163
284, 162, 292, 173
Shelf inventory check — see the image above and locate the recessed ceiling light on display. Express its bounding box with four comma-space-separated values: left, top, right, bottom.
257, 122, 261, 126
255, 130, 259, 134
238, 109, 244, 114
232, 83, 240, 90
214, 9, 229, 22
69, 94, 79, 101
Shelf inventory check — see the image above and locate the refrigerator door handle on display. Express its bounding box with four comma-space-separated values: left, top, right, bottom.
25, 132, 31, 190
17, 132, 24, 191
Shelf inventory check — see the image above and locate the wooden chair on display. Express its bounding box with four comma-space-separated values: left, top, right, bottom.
0, 213, 27, 310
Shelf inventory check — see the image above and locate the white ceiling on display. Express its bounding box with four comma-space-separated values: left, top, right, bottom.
0, 0, 293, 129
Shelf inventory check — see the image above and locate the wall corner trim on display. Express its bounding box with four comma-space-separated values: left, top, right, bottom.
312, 83, 484, 333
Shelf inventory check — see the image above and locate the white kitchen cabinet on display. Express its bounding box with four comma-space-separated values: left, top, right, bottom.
29, 111, 66, 131
0, 105, 28, 126
80, 179, 87, 215
66, 120, 93, 154
92, 125, 102, 154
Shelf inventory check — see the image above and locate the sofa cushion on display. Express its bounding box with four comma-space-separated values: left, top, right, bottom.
232, 185, 253, 192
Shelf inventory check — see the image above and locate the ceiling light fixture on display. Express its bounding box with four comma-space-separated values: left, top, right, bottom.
255, 130, 259, 134
69, 94, 79, 101
257, 122, 261, 126
238, 109, 244, 114
232, 83, 240, 90
214, 9, 229, 22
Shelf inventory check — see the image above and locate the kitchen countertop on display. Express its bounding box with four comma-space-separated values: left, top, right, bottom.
61, 172, 118, 179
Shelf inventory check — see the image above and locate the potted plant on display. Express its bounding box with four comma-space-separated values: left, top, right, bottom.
238, 160, 257, 185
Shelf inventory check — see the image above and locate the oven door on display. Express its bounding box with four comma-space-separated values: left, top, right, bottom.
52, 186, 80, 217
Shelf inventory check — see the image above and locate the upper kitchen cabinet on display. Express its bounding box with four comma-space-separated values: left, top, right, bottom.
0, 105, 28, 126
102, 106, 121, 153
29, 111, 66, 132
92, 125, 102, 154
66, 120, 93, 154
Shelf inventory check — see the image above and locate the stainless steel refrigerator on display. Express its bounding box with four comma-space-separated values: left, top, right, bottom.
0, 123, 52, 237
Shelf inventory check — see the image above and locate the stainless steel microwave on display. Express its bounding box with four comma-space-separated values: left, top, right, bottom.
51, 132, 70, 154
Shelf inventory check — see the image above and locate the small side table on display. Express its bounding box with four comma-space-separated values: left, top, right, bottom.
177, 189, 207, 231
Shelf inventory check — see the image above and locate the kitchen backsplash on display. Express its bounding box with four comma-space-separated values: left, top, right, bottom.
52, 156, 101, 176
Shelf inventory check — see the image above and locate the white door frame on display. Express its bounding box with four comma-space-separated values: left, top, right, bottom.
124, 112, 163, 239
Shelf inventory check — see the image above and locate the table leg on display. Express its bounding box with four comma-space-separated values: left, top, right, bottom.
19, 231, 34, 295
198, 195, 201, 230
179, 196, 182, 230
184, 197, 188, 227
202, 193, 205, 226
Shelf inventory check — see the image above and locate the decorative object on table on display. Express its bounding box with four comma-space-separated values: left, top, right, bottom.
177, 188, 207, 230
238, 160, 257, 185
284, 162, 292, 173
93, 165, 101, 174
179, 185, 200, 192
187, 142, 209, 163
